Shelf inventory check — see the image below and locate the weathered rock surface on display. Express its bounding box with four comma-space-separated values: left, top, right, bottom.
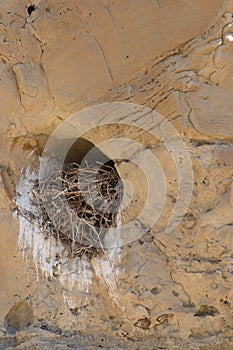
1, 0, 233, 349
4, 301, 33, 331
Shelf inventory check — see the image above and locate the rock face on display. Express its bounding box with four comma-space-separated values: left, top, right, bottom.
1, 0, 233, 349
4, 301, 33, 331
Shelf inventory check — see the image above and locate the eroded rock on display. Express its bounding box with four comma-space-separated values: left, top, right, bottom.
1, 0, 233, 349
194, 305, 219, 317
4, 301, 34, 331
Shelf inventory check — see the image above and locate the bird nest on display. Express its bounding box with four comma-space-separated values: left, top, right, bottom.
16, 162, 123, 258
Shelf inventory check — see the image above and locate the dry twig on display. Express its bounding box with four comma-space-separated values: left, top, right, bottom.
16, 162, 123, 258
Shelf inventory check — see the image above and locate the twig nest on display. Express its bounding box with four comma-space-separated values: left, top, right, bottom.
16, 162, 123, 258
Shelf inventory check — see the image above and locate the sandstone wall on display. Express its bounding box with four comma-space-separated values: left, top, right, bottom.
1, 1, 233, 349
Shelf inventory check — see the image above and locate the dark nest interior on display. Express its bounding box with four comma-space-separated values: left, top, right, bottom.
17, 138, 123, 258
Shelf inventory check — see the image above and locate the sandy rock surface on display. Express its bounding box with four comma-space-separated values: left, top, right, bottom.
1, 0, 233, 349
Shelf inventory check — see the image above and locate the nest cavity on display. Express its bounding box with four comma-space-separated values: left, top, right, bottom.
17, 161, 123, 258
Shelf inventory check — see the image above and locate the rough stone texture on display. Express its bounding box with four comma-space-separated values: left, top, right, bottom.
4, 301, 34, 331
1, 0, 233, 349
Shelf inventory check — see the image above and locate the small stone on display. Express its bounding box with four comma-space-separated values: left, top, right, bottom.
151, 286, 161, 295
210, 283, 218, 291
4, 301, 34, 331
172, 290, 179, 297
194, 304, 219, 317
134, 317, 151, 330
183, 301, 195, 308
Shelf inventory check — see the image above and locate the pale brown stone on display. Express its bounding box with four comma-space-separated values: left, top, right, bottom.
4, 301, 33, 331
1, 0, 233, 348
187, 86, 233, 137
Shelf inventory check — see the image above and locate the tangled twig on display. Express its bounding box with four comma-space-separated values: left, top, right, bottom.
16, 162, 123, 258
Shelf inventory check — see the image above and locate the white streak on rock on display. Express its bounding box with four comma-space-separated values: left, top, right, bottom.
15, 168, 93, 301
16, 168, 123, 312
225, 34, 233, 42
